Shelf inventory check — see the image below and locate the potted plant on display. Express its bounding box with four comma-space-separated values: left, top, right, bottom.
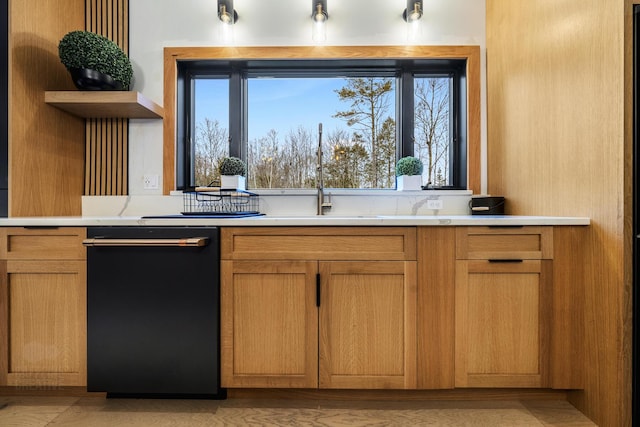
395, 156, 424, 191
219, 156, 247, 190
58, 30, 133, 90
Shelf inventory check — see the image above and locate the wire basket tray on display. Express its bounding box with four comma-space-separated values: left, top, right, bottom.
182, 188, 260, 215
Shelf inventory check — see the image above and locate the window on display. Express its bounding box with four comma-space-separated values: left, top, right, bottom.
175, 57, 469, 191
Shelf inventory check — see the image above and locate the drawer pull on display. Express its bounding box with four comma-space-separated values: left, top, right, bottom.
82, 237, 209, 247
488, 259, 524, 263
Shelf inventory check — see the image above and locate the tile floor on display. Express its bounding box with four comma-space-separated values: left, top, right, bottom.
0, 396, 596, 426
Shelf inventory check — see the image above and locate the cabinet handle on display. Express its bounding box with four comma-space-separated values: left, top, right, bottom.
488, 259, 524, 263
82, 237, 209, 247
316, 274, 321, 307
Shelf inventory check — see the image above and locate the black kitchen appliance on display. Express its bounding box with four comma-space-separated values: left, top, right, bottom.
85, 227, 225, 398
469, 195, 505, 215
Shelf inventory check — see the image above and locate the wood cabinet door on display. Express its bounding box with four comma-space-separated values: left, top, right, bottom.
0, 260, 87, 387
455, 260, 551, 388
319, 261, 417, 389
221, 260, 318, 388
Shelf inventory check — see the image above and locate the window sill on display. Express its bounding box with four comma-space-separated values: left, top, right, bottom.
242, 188, 472, 197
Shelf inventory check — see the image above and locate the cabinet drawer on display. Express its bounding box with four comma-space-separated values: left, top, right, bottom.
0, 227, 87, 260
221, 227, 416, 261
456, 226, 552, 260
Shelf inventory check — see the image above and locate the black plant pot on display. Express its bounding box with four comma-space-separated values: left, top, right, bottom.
69, 68, 126, 91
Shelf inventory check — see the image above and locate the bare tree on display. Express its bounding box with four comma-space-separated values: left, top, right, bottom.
282, 126, 316, 188
415, 78, 450, 186
249, 129, 281, 188
334, 78, 393, 187
248, 126, 317, 189
194, 118, 228, 186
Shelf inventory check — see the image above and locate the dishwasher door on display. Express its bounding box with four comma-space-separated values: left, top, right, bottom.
85, 227, 224, 398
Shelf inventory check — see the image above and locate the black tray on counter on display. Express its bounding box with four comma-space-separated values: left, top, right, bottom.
142, 212, 264, 219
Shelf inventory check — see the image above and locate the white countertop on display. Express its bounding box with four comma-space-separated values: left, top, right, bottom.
0, 215, 591, 227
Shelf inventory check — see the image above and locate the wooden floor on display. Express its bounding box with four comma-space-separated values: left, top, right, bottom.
0, 396, 596, 426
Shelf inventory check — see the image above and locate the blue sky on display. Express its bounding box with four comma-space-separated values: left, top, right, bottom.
247, 78, 348, 138
194, 77, 383, 140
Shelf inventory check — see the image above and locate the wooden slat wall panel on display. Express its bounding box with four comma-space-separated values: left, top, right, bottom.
84, 0, 128, 195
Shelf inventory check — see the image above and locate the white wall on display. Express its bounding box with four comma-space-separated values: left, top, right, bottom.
127, 0, 486, 195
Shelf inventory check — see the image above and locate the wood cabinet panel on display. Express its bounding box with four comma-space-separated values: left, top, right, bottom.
319, 261, 416, 389
0, 227, 86, 260
456, 226, 553, 260
1, 260, 86, 386
416, 227, 456, 389
550, 226, 585, 389
9, 0, 85, 216
455, 260, 551, 388
221, 227, 416, 261
221, 260, 318, 388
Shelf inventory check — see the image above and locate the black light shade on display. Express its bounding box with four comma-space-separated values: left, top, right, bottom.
312, 0, 328, 22
403, 0, 423, 22
218, 0, 238, 24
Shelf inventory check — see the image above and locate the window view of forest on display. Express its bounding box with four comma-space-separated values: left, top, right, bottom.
193, 76, 450, 189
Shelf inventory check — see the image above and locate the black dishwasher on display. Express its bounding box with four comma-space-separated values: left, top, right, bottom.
85, 227, 225, 398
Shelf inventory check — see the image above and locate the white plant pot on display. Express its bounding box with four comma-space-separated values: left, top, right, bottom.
220, 175, 246, 191
396, 175, 422, 191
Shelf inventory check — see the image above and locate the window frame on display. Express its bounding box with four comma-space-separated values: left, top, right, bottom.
178, 61, 465, 190
163, 46, 481, 194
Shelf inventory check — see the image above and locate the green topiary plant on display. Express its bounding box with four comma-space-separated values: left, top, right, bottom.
219, 156, 247, 176
58, 30, 133, 90
395, 156, 424, 176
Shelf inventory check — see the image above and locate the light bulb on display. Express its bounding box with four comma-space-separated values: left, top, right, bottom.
219, 4, 233, 24
404, 1, 423, 23
313, 3, 327, 22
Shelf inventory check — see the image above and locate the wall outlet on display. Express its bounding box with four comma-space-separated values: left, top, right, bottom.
143, 174, 159, 190
427, 199, 444, 210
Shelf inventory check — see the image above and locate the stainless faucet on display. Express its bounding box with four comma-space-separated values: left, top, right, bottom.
317, 123, 332, 215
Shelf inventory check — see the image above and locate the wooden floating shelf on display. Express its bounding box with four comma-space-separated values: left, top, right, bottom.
44, 91, 164, 119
